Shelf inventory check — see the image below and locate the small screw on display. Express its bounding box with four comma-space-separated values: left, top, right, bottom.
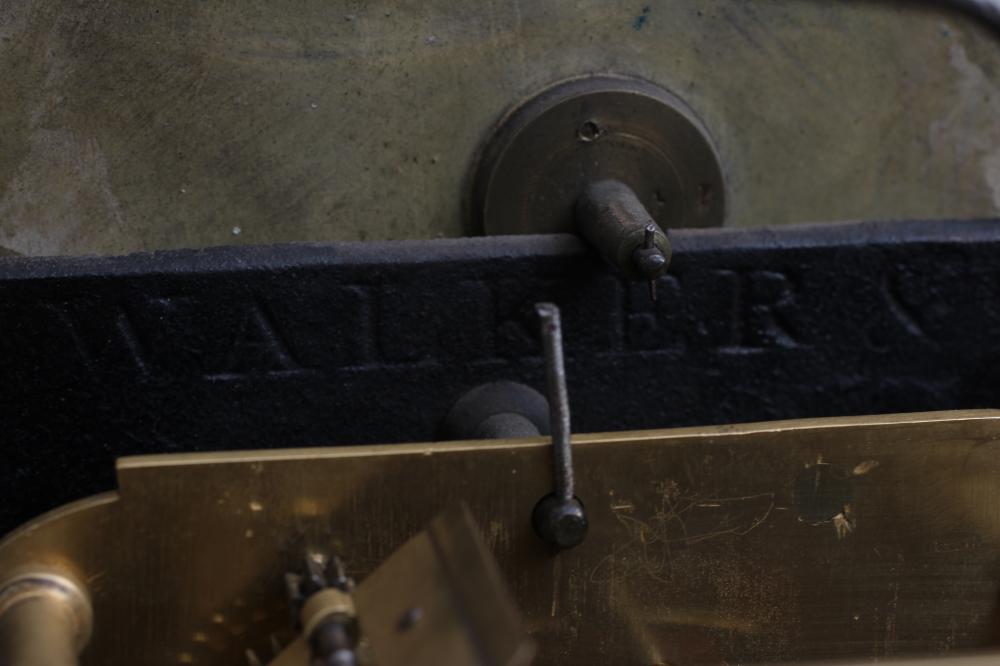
633, 224, 669, 303
397, 607, 423, 632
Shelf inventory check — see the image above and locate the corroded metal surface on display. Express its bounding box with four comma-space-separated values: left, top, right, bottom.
1, 2, 999, 255
469, 76, 726, 236
1, 411, 1000, 664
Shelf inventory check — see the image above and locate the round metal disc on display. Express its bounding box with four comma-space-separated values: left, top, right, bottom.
468, 76, 726, 235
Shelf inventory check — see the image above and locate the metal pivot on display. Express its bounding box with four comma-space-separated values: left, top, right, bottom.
440, 381, 549, 441
531, 303, 588, 551
0, 572, 92, 666
575, 179, 672, 302
469, 76, 725, 239
283, 554, 358, 666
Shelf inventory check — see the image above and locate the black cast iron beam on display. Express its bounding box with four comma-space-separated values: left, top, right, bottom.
2, 219, 1000, 533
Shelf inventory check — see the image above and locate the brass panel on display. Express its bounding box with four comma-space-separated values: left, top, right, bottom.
778, 657, 1000, 666
354, 504, 535, 666
1, 411, 1000, 664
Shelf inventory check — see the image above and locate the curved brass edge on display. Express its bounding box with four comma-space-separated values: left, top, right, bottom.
116, 409, 1000, 472
0, 493, 118, 556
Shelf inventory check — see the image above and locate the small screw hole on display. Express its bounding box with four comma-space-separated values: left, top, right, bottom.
397, 607, 423, 632
577, 120, 602, 143
698, 183, 714, 208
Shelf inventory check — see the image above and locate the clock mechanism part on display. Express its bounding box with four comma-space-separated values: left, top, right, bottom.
2, 304, 1000, 665
468, 75, 724, 298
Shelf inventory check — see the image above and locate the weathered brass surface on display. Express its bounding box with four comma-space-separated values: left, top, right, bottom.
769, 655, 1000, 666
2, 411, 1000, 664
354, 504, 535, 666
2, 2, 999, 256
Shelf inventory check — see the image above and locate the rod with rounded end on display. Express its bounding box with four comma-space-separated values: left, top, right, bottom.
535, 303, 573, 502
0, 572, 92, 666
532, 303, 588, 551
575, 179, 672, 300
440, 381, 549, 441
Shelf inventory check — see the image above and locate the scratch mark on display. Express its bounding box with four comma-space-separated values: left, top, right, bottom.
86, 570, 108, 585
833, 505, 854, 540
883, 274, 925, 338
550, 556, 561, 617
591, 482, 775, 584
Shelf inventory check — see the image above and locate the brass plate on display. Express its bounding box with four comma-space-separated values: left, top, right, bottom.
2, 411, 1000, 664
354, 504, 535, 666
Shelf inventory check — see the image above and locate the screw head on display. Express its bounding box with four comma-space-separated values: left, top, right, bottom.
532, 494, 588, 550
634, 248, 668, 279
397, 606, 423, 632
577, 120, 602, 143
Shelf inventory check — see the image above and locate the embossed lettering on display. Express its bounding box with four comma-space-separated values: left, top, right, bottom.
46, 301, 150, 376
203, 299, 308, 381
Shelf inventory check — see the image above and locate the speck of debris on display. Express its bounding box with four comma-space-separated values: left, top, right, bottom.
853, 460, 880, 476
310, 102, 318, 109
425, 35, 439, 45
633, 5, 651, 30
833, 511, 855, 539
232, 226, 242, 236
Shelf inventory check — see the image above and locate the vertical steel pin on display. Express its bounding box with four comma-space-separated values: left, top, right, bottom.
532, 303, 588, 550
535, 303, 574, 502
643, 224, 658, 303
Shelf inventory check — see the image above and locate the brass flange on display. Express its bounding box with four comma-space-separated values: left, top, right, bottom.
468, 75, 726, 236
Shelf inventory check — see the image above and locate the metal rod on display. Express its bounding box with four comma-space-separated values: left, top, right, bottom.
642, 224, 658, 303
0, 573, 92, 666
574, 180, 671, 289
535, 302, 573, 502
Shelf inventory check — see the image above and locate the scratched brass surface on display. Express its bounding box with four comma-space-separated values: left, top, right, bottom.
772, 656, 1000, 666
2, 411, 1000, 665
2, 2, 1000, 255
353, 504, 535, 666
269, 504, 534, 666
